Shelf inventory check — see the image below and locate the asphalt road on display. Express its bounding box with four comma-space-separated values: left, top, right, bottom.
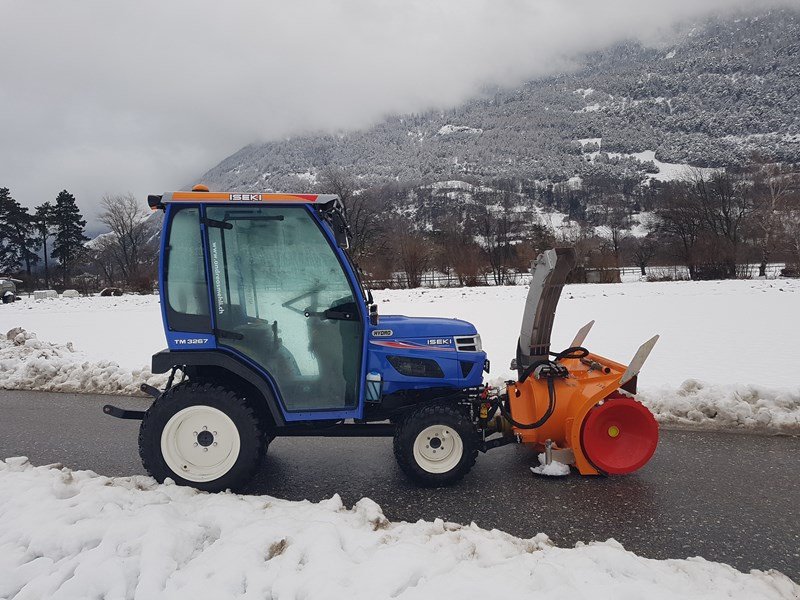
1, 389, 798, 580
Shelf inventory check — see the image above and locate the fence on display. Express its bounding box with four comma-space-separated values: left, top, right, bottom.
364, 263, 789, 289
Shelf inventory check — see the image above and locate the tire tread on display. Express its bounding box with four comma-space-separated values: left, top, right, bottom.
138, 382, 266, 492
393, 402, 478, 487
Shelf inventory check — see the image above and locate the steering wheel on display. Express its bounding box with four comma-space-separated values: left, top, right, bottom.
281, 284, 327, 315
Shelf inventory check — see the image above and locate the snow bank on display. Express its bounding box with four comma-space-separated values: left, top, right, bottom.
2, 326, 798, 433
0, 294, 165, 369
0, 328, 165, 396
0, 458, 796, 600
1, 280, 798, 434
640, 380, 800, 434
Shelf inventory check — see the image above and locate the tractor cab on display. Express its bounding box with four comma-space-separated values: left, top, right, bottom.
149, 188, 486, 424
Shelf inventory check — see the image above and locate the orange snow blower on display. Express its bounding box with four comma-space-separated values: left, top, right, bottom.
493, 248, 660, 475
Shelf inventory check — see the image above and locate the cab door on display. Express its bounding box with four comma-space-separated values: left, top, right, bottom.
204, 205, 364, 417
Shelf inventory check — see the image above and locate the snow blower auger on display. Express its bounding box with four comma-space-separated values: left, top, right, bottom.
103, 188, 659, 491
493, 247, 660, 476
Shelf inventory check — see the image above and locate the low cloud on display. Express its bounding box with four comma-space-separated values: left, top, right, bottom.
0, 0, 790, 226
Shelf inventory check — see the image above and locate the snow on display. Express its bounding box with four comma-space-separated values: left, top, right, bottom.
566, 174, 583, 189
639, 380, 800, 433
629, 211, 655, 237
576, 103, 601, 113
0, 294, 165, 369
530, 454, 570, 476
0, 327, 166, 395
602, 150, 718, 182
292, 171, 318, 185
1, 458, 796, 600
436, 124, 483, 136
664, 50, 677, 59
577, 137, 602, 148
1, 279, 799, 433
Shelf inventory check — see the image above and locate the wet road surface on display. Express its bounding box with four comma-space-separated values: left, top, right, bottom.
0, 389, 797, 579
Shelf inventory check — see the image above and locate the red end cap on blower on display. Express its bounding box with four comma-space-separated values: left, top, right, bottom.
581, 395, 659, 475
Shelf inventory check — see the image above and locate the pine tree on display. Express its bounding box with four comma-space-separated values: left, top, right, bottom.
51, 190, 88, 286
35, 201, 55, 288
0, 188, 21, 273
0, 187, 38, 276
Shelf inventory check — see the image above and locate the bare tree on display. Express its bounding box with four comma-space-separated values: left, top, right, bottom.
394, 227, 431, 288
596, 195, 630, 266
749, 162, 798, 276
475, 189, 526, 285
653, 182, 702, 279
91, 235, 119, 287
687, 169, 752, 278
317, 166, 389, 265
627, 236, 658, 276
436, 214, 485, 286
98, 194, 157, 290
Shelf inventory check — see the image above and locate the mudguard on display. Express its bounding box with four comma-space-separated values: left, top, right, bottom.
151, 349, 286, 426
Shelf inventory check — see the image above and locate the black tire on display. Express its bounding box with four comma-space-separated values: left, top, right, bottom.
393, 402, 478, 487
138, 382, 266, 492
1, 294, 11, 304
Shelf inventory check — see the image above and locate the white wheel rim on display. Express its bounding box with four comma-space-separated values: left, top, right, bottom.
413, 424, 464, 474
160, 406, 241, 483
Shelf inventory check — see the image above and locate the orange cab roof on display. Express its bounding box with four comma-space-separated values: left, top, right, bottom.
148, 190, 340, 210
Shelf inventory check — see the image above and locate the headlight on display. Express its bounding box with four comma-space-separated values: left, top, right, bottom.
455, 334, 482, 352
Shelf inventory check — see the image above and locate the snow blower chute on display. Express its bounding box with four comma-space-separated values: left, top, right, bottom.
497, 248, 660, 475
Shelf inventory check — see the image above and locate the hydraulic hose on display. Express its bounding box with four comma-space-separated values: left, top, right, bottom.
499, 376, 557, 430
500, 346, 587, 430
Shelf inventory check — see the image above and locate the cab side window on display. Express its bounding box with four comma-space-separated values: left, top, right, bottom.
165, 207, 211, 332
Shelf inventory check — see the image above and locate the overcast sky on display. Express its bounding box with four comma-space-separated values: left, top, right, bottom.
0, 0, 791, 231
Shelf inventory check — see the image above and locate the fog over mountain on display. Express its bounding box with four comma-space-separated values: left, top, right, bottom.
199, 7, 800, 196
1, 0, 795, 228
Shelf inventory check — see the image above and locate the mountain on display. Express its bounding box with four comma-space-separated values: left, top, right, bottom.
197, 8, 800, 199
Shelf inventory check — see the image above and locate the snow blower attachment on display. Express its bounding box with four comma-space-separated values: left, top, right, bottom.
495, 248, 660, 476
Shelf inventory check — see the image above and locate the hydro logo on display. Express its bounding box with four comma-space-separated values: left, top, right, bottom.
372, 329, 394, 337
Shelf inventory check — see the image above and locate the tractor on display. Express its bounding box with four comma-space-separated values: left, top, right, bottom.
104, 187, 660, 491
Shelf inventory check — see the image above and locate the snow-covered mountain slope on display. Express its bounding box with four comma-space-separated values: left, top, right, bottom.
197, 9, 799, 197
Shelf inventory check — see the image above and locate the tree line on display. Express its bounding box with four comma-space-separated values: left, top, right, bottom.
0, 189, 158, 293
2, 160, 798, 295
318, 161, 800, 288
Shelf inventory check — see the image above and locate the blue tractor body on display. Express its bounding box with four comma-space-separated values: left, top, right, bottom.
151, 191, 487, 425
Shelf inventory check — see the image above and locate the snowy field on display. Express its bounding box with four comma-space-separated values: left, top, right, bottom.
1, 458, 797, 599
1, 279, 799, 433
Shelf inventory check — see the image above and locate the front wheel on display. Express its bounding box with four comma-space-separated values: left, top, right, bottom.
138, 383, 266, 492
393, 403, 478, 487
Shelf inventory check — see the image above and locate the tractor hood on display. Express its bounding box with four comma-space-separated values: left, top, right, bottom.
373, 315, 477, 338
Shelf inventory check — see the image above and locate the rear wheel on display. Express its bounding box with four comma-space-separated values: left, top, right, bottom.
393, 403, 478, 487
139, 382, 266, 492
